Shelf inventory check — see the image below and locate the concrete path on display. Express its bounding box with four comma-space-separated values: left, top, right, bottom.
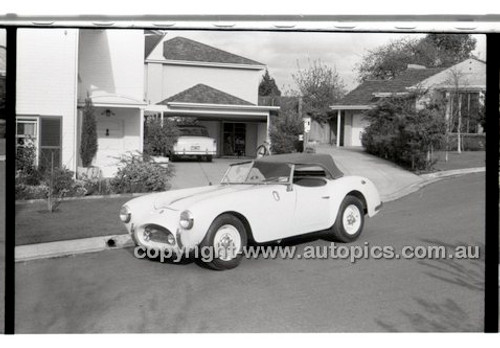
316, 145, 424, 202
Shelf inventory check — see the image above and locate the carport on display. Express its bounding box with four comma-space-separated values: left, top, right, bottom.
145, 85, 279, 157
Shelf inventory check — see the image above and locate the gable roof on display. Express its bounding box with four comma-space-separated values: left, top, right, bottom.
162, 37, 263, 66
144, 30, 166, 59
336, 67, 446, 106
158, 84, 254, 106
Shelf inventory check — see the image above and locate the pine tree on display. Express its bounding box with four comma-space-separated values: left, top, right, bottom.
259, 69, 282, 97
80, 97, 98, 167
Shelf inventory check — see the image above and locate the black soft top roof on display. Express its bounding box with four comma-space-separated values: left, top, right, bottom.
255, 153, 344, 179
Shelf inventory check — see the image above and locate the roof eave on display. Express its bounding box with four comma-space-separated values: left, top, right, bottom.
167, 101, 280, 111
146, 58, 265, 70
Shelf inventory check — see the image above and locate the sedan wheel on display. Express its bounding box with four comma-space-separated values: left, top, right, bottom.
331, 195, 365, 242
201, 214, 247, 270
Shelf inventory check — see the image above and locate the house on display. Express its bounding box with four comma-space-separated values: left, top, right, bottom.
330, 58, 486, 147
16, 30, 277, 177
144, 35, 278, 158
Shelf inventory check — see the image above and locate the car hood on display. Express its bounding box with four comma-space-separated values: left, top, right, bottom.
153, 184, 257, 211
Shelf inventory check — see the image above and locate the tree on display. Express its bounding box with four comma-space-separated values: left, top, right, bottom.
292, 59, 345, 123
80, 97, 98, 167
258, 69, 281, 97
356, 34, 477, 82
269, 97, 303, 154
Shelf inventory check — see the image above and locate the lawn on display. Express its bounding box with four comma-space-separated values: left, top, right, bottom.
15, 196, 137, 245
431, 151, 485, 172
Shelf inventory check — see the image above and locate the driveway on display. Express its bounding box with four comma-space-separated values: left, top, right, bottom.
169, 158, 246, 190
316, 145, 424, 201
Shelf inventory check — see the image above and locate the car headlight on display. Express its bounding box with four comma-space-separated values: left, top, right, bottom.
120, 205, 131, 223
179, 210, 194, 229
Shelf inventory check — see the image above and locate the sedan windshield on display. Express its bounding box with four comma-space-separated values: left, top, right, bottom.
221, 161, 292, 184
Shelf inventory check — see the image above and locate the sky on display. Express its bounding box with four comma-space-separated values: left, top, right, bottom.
164, 31, 486, 93
0, 29, 485, 92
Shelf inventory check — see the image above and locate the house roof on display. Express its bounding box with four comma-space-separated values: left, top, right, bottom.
162, 37, 263, 66
144, 30, 166, 59
158, 84, 255, 106
336, 67, 446, 106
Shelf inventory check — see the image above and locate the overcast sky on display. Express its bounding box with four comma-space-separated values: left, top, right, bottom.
0, 29, 485, 92
167, 31, 486, 92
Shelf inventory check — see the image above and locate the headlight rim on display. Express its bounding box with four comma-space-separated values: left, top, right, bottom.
120, 205, 131, 223
179, 210, 194, 230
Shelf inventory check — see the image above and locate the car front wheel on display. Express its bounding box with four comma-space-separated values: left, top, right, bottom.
201, 214, 247, 270
330, 195, 365, 243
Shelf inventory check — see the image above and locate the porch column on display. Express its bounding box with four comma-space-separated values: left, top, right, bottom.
336, 109, 342, 147
139, 108, 145, 153
266, 113, 271, 143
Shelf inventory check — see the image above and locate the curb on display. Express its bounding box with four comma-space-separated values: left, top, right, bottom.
383, 167, 485, 202
15, 234, 134, 262
15, 192, 147, 205
17, 167, 485, 262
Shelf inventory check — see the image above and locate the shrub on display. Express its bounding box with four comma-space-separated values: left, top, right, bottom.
269, 98, 304, 154
362, 93, 446, 171
110, 152, 172, 193
144, 118, 180, 157
16, 142, 44, 186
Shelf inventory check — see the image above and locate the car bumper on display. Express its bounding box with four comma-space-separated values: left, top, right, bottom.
173, 150, 216, 156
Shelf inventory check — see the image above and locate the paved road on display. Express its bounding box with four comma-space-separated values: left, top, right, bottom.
169, 158, 245, 190
0, 159, 5, 334
15, 173, 485, 333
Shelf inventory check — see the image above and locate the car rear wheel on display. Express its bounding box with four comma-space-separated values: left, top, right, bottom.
205, 155, 213, 162
201, 214, 247, 270
330, 195, 365, 243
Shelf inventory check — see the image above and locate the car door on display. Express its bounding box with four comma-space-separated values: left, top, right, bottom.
243, 184, 296, 243
292, 178, 332, 234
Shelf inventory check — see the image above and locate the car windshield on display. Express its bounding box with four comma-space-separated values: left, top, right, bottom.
221, 161, 292, 185
179, 126, 209, 137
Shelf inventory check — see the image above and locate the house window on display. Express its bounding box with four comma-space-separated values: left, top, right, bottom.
16, 116, 62, 169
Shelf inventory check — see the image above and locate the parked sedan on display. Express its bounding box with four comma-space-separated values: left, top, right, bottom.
120, 153, 382, 270
171, 125, 217, 162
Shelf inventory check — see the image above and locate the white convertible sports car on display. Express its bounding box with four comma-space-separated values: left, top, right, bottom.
120, 153, 382, 270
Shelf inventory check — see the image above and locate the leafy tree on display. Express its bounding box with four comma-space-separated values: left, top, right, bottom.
80, 97, 98, 167
362, 91, 446, 171
292, 59, 345, 123
259, 69, 282, 97
356, 34, 477, 81
269, 97, 303, 154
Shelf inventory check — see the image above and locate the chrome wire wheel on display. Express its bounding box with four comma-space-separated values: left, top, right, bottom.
213, 224, 242, 261
342, 204, 362, 235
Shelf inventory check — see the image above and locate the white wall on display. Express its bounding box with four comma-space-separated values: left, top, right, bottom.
350, 112, 370, 147
78, 30, 145, 102
147, 63, 262, 105
94, 107, 142, 177
16, 28, 79, 171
